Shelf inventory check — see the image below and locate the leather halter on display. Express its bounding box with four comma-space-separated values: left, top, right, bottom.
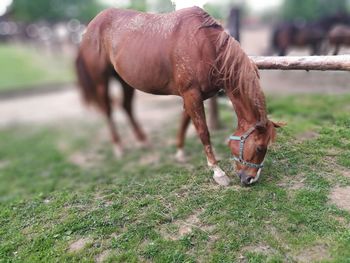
229, 126, 265, 169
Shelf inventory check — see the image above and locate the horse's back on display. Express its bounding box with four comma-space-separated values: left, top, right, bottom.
329, 24, 350, 45
81, 8, 140, 52
81, 7, 222, 95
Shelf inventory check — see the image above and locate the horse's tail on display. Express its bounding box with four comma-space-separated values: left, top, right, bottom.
75, 52, 99, 107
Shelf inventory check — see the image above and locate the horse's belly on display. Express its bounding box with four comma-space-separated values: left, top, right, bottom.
115, 66, 176, 95
113, 47, 177, 95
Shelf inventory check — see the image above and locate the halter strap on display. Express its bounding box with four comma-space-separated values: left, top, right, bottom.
229, 126, 264, 169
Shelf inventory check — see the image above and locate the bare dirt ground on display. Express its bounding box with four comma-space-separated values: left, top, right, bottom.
0, 83, 183, 129
329, 186, 350, 212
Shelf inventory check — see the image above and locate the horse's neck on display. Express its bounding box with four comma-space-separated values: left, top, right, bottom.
213, 30, 267, 129
226, 87, 266, 129
229, 94, 256, 127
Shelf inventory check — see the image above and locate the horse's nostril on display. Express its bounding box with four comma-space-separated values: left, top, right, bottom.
239, 174, 254, 186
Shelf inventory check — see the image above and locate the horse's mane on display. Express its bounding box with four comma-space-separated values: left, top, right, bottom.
196, 9, 267, 123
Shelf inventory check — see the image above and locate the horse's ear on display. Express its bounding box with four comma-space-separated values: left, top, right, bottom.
272, 121, 286, 128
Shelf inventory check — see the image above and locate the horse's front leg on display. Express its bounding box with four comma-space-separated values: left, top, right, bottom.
182, 89, 231, 186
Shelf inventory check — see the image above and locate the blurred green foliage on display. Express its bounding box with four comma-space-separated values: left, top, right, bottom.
151, 0, 174, 13
128, 0, 147, 12
204, 0, 246, 21
10, 0, 105, 22
281, 0, 350, 21
9, 0, 176, 22
115, 0, 174, 13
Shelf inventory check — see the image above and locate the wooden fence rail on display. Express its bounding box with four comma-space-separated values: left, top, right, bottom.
249, 55, 350, 71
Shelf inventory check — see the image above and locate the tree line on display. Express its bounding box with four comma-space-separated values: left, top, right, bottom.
7, 0, 174, 23
5, 0, 350, 23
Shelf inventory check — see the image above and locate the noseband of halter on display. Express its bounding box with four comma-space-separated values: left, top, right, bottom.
229, 126, 265, 169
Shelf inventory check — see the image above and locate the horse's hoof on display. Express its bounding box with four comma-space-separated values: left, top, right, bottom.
113, 145, 124, 159
175, 149, 186, 163
213, 169, 231, 186
213, 174, 231, 186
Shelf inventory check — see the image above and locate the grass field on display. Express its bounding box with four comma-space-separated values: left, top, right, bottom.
0, 94, 350, 262
0, 44, 74, 92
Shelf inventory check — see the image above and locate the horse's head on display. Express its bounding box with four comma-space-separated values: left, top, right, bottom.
228, 120, 283, 186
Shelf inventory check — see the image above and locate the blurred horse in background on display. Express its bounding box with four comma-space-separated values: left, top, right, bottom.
328, 24, 350, 55
76, 7, 282, 186
270, 13, 350, 56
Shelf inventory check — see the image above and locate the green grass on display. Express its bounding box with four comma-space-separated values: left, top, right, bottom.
0, 44, 74, 92
1, 94, 350, 262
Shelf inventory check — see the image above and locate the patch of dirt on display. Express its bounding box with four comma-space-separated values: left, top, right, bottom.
95, 250, 112, 263
177, 213, 201, 237
278, 173, 305, 191
329, 186, 350, 212
325, 148, 341, 156
174, 185, 192, 199
94, 192, 114, 207
238, 244, 278, 262
68, 151, 103, 169
323, 155, 350, 180
294, 244, 331, 263
279, 180, 305, 191
331, 215, 347, 224
341, 170, 350, 178
139, 152, 160, 166
68, 238, 92, 253
159, 210, 216, 241
268, 226, 291, 251
297, 131, 319, 142
56, 140, 70, 153
21, 226, 37, 240
0, 160, 10, 169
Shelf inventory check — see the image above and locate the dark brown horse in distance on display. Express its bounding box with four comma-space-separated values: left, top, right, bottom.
271, 13, 350, 56
328, 24, 350, 55
76, 7, 282, 186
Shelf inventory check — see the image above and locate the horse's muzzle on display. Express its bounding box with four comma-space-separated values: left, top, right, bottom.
238, 168, 263, 186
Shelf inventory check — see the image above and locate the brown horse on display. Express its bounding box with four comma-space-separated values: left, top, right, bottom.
76, 7, 282, 186
328, 24, 350, 55
271, 13, 350, 56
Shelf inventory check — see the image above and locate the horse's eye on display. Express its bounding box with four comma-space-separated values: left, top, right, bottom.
256, 146, 267, 154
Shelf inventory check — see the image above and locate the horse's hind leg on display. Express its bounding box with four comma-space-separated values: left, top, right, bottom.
333, 44, 340, 55
278, 48, 287, 56
175, 96, 221, 164
175, 110, 191, 163
311, 43, 322, 56
208, 96, 221, 130
120, 81, 148, 146
182, 89, 231, 186
97, 82, 124, 158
